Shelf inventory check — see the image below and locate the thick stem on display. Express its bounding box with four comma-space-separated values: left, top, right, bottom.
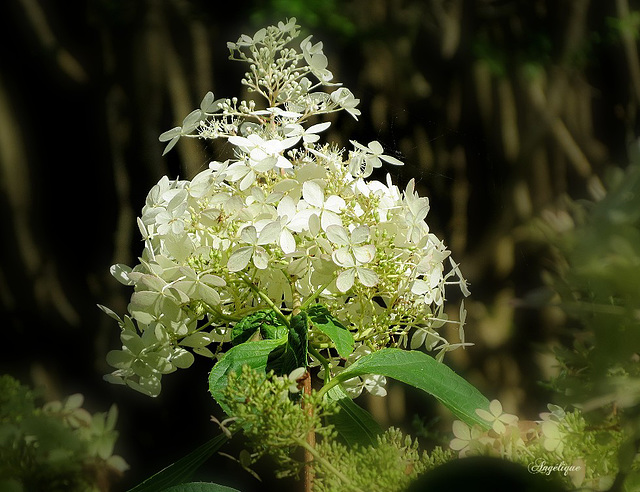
295, 438, 364, 492
291, 287, 315, 492
302, 371, 315, 492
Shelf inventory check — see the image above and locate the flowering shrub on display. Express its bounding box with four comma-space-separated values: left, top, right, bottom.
99, 17, 640, 492
102, 17, 469, 398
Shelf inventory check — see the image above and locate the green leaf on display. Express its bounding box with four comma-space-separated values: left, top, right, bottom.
330, 348, 491, 429
127, 434, 229, 492
161, 482, 240, 492
306, 304, 354, 357
289, 312, 309, 368
266, 312, 308, 375
209, 338, 286, 413
326, 385, 382, 447
231, 309, 287, 345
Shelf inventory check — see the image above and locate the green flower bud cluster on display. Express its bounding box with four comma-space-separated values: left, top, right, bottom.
221, 366, 451, 492
222, 365, 337, 479
312, 428, 451, 492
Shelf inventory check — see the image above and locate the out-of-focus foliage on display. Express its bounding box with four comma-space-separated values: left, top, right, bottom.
0, 375, 127, 492
528, 146, 640, 489
540, 154, 640, 413
249, 0, 357, 38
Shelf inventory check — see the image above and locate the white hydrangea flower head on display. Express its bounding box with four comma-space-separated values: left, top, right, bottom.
102, 18, 470, 397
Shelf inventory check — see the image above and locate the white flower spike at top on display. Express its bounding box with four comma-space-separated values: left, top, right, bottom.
102, 18, 469, 397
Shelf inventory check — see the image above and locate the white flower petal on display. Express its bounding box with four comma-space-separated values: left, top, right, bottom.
227, 246, 254, 272
353, 244, 375, 264
240, 226, 258, 244
303, 181, 324, 207
336, 269, 356, 292
452, 420, 471, 440
280, 229, 296, 254
324, 195, 346, 212
326, 225, 350, 245
252, 247, 269, 269
320, 210, 342, 231
258, 220, 281, 245
350, 225, 370, 244
368, 141, 384, 154
333, 248, 354, 267
357, 267, 378, 287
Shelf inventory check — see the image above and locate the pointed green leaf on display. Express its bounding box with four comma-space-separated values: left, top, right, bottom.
266, 312, 308, 375
326, 385, 382, 447
330, 348, 491, 429
288, 312, 309, 368
209, 337, 286, 413
127, 434, 229, 492
231, 309, 287, 345
306, 304, 354, 357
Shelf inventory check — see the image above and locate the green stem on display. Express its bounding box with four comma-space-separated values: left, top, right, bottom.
309, 346, 331, 382
205, 304, 243, 323
294, 438, 364, 492
240, 273, 290, 327
316, 375, 343, 399
300, 279, 334, 312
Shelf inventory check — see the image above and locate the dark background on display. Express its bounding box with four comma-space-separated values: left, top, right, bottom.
1, 1, 639, 490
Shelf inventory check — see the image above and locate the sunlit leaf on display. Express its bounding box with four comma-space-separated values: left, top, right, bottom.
209, 338, 287, 413
331, 348, 491, 429
306, 304, 354, 357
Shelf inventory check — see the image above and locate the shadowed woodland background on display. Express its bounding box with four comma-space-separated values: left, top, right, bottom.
1, 0, 640, 490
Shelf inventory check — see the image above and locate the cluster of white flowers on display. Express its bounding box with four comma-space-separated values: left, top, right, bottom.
102, 18, 469, 397
448, 402, 618, 489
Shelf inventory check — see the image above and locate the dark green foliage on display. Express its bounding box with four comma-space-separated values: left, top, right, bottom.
128, 435, 230, 492
266, 311, 309, 375
231, 309, 288, 345
547, 163, 640, 412
307, 304, 355, 357
0, 376, 90, 492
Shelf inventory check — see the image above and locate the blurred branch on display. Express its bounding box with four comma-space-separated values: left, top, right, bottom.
0, 73, 79, 326
0, 74, 40, 275
616, 0, 640, 104
432, 0, 462, 59
526, 78, 592, 179
17, 0, 88, 83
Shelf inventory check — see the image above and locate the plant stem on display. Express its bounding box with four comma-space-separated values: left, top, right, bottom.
299, 279, 333, 312
316, 375, 342, 399
291, 286, 316, 492
295, 437, 364, 492
308, 346, 331, 382
240, 273, 290, 327
302, 371, 315, 492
